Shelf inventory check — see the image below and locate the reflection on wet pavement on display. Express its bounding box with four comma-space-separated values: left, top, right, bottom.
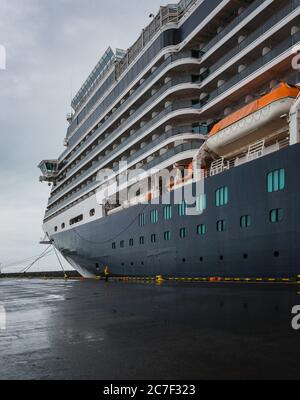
0, 279, 299, 380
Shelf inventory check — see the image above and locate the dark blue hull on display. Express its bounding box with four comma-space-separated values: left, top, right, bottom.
52, 143, 300, 279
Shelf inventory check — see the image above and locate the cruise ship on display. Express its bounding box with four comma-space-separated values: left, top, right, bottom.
39, 0, 300, 279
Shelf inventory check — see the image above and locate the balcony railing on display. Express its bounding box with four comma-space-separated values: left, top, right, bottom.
202, 0, 265, 53
115, 1, 198, 79
67, 51, 197, 149
207, 30, 300, 105
54, 72, 199, 193
209, 0, 300, 76
49, 100, 202, 206
45, 141, 200, 220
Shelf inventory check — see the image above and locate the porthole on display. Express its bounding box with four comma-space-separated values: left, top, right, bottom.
243, 254, 248, 259
274, 251, 280, 258
219, 255, 224, 261
200, 257, 204, 262
182, 258, 186, 263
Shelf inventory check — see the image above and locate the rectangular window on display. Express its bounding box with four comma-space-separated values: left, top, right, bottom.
139, 213, 146, 227
164, 231, 171, 241
164, 205, 172, 221
112, 242, 116, 249
120, 240, 125, 248
139, 236, 145, 245
197, 224, 206, 236
216, 187, 228, 207
129, 238, 134, 247
150, 209, 158, 224
217, 220, 226, 232
240, 215, 251, 229
178, 201, 187, 217
196, 194, 207, 213
151, 234, 156, 243
270, 209, 283, 223
267, 169, 285, 193
179, 228, 187, 238
192, 124, 209, 135
70, 214, 83, 226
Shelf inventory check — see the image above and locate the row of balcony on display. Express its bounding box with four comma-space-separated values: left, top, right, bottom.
66, 50, 198, 149
45, 141, 201, 220
207, 29, 300, 105
47, 27, 300, 216
48, 103, 204, 207
52, 73, 200, 197
62, 0, 289, 176
64, 0, 259, 151
49, 7, 300, 208
208, 0, 300, 76
60, 0, 265, 174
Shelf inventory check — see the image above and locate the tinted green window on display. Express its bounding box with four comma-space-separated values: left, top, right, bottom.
197, 224, 206, 236
270, 209, 283, 223
273, 170, 279, 191
164, 205, 172, 220
240, 215, 251, 228
150, 209, 158, 224
180, 228, 187, 238
151, 234, 156, 243
139, 236, 145, 245
267, 169, 285, 192
216, 187, 229, 207
279, 169, 285, 190
196, 194, 207, 213
217, 220, 226, 232
164, 231, 171, 241
139, 213, 146, 227
178, 201, 187, 216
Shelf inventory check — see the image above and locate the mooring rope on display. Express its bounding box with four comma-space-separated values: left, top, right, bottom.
18, 245, 53, 275
52, 246, 68, 278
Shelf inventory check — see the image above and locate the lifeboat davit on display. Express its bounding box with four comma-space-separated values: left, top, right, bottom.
206, 83, 300, 157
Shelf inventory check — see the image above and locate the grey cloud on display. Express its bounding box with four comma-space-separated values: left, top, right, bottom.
0, 0, 170, 270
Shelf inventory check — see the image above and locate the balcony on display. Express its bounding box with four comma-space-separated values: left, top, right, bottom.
44, 141, 200, 220
52, 73, 201, 196
48, 121, 204, 207
203, 30, 300, 111
67, 50, 199, 149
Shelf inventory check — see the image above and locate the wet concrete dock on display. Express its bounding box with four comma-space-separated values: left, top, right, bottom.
0, 279, 300, 380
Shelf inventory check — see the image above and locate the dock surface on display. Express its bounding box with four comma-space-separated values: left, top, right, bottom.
0, 279, 299, 380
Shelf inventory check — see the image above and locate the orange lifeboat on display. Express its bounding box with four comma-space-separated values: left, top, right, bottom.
206, 83, 300, 157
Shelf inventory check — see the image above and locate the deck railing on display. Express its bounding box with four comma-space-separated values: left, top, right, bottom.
115, 0, 198, 79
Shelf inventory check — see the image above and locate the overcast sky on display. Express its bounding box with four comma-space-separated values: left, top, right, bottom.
0, 0, 170, 272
